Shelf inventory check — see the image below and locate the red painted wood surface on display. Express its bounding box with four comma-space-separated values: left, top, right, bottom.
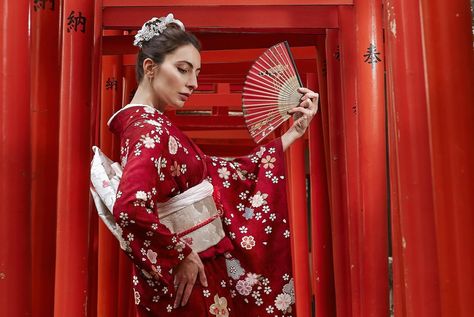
104, 0, 353, 5
354, 0, 389, 316
307, 73, 337, 317
419, 0, 474, 316
383, 0, 442, 316
325, 28, 353, 317
54, 0, 95, 316
286, 125, 312, 317
338, 6, 362, 317
30, 2, 61, 316
102, 6, 338, 30
0, 1, 32, 316
97, 54, 123, 317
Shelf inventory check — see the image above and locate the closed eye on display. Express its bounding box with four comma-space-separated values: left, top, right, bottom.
177, 67, 188, 74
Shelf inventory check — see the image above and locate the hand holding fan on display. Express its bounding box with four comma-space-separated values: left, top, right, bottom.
242, 41, 303, 143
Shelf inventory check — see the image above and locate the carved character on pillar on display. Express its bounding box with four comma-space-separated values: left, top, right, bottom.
33, 0, 55, 11
363, 43, 382, 64
66, 11, 87, 33
105, 78, 118, 90
334, 45, 340, 61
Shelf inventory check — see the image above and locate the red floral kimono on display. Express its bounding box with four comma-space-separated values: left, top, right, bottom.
109, 104, 295, 317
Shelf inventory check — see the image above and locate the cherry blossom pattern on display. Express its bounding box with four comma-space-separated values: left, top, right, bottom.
209, 294, 229, 317
240, 235, 256, 250
261, 155, 276, 169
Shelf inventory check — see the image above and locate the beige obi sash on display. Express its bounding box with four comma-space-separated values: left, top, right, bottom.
156, 180, 225, 253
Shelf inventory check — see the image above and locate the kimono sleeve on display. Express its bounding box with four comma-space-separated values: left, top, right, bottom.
113, 123, 192, 287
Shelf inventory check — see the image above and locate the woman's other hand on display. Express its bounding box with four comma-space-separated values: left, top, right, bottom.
173, 251, 208, 308
282, 87, 319, 151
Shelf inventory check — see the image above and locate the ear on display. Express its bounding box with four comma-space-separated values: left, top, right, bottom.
143, 58, 158, 77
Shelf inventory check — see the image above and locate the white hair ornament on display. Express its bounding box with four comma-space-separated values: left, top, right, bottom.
133, 13, 185, 48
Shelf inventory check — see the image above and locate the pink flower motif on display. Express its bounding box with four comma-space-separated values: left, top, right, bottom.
262, 155, 276, 169
102, 180, 110, 188
240, 236, 256, 250
236, 280, 252, 296
168, 136, 178, 155
170, 161, 181, 176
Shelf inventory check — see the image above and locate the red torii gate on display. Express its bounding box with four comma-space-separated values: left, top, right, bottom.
1, 1, 473, 317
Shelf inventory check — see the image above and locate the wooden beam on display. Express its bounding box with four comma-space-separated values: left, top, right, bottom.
103, 6, 338, 29
103, 33, 325, 55
104, 0, 352, 5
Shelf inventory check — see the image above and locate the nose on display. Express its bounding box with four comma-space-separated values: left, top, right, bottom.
187, 74, 198, 91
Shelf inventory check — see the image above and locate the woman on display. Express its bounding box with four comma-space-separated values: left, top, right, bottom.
108, 14, 318, 316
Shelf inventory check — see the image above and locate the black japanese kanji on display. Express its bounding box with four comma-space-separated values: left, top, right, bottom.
67, 11, 86, 33
363, 43, 382, 64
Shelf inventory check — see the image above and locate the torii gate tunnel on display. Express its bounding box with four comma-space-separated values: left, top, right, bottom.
1, 0, 473, 317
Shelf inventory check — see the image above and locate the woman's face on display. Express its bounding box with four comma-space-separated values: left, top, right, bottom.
151, 44, 201, 110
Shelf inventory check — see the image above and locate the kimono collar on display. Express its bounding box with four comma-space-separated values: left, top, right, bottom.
108, 104, 161, 135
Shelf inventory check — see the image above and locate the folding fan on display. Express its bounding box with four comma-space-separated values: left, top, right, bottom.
242, 41, 303, 143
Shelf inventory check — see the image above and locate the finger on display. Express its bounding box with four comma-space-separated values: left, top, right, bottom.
300, 92, 319, 101
174, 281, 185, 308
198, 264, 208, 287
181, 281, 196, 306
297, 87, 314, 94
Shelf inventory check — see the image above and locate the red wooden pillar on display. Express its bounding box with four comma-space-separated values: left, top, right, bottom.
418, 0, 474, 316
307, 72, 337, 317
97, 53, 123, 317
338, 6, 362, 317
118, 63, 136, 317
286, 123, 311, 317
0, 1, 31, 316
54, 0, 95, 316
325, 29, 352, 317
314, 37, 332, 188
30, 1, 61, 316
383, 0, 442, 316
354, 0, 389, 316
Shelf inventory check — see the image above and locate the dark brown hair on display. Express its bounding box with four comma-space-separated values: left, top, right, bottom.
135, 23, 201, 83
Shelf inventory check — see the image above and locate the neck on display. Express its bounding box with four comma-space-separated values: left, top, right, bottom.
129, 83, 166, 112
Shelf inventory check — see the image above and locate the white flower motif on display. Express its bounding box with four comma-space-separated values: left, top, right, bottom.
135, 191, 148, 201
255, 212, 262, 220
236, 280, 252, 296
262, 205, 270, 213
166, 304, 173, 312
264, 286, 272, 294
266, 305, 274, 314
272, 176, 279, 184
142, 136, 155, 149
275, 293, 292, 311
203, 289, 211, 297
146, 249, 158, 264
133, 275, 139, 285
127, 233, 134, 241
268, 147, 276, 154
245, 273, 259, 286
255, 297, 263, 306
220, 280, 226, 288
284, 230, 290, 238
239, 192, 247, 200
250, 191, 268, 208
237, 203, 245, 211
218, 167, 230, 179
269, 213, 276, 221
239, 226, 248, 234
283, 274, 290, 281
264, 226, 272, 234
223, 181, 230, 188
152, 295, 160, 303
240, 236, 256, 250
265, 171, 273, 178
224, 217, 231, 225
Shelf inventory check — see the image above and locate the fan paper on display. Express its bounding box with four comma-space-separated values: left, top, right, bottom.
242, 41, 303, 143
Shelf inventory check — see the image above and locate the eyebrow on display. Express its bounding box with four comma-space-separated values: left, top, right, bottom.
177, 60, 201, 71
